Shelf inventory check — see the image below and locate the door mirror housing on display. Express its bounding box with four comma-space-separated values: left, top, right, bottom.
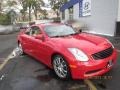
79, 29, 82, 33
35, 35, 45, 41
20, 27, 28, 29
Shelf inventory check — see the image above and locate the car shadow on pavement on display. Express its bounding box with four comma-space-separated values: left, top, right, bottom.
0, 54, 88, 90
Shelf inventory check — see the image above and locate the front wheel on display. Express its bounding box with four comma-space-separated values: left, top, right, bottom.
52, 55, 71, 79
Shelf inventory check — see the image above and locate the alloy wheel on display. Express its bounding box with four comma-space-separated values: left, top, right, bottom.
53, 55, 69, 79
18, 43, 24, 55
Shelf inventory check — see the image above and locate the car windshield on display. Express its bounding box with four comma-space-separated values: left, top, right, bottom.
44, 25, 77, 37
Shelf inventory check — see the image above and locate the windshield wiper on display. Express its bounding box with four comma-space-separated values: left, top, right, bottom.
51, 32, 80, 38
51, 35, 65, 38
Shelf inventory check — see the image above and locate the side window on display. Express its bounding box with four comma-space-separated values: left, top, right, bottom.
31, 26, 41, 36
25, 28, 31, 35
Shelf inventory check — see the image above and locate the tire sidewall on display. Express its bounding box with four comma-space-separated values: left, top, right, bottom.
52, 55, 71, 79
18, 42, 25, 55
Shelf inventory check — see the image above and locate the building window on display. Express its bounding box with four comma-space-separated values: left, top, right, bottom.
69, 6, 73, 20
62, 11, 65, 20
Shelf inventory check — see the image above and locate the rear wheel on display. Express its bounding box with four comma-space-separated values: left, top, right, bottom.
52, 55, 71, 79
18, 42, 24, 55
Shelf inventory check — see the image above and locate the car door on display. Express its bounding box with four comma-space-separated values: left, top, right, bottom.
29, 26, 50, 64
20, 27, 34, 54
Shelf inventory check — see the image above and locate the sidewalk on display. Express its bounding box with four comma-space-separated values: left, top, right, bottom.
0, 25, 19, 35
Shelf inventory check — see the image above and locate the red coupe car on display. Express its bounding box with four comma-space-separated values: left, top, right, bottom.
17, 23, 117, 79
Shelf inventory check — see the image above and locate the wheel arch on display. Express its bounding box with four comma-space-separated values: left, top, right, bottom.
51, 52, 65, 64
18, 40, 20, 44
51, 52, 72, 79
50, 52, 70, 68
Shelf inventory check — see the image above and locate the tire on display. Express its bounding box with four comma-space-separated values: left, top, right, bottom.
52, 55, 71, 79
18, 42, 25, 55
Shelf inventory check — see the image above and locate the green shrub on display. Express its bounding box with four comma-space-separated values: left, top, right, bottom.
0, 13, 11, 25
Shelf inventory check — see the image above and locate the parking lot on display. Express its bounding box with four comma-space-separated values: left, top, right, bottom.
0, 32, 120, 90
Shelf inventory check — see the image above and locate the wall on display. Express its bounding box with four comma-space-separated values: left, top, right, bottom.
62, 0, 119, 36
116, 0, 120, 36
117, 0, 120, 21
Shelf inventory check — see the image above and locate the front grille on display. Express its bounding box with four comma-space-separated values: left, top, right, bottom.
92, 47, 113, 60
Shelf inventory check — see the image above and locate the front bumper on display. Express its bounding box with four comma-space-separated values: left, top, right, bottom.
69, 49, 117, 79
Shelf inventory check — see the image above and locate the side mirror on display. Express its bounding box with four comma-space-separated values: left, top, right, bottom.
20, 27, 28, 29
75, 28, 82, 33
79, 29, 82, 33
35, 35, 45, 41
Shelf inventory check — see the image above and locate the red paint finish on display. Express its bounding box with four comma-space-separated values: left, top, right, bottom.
18, 23, 117, 79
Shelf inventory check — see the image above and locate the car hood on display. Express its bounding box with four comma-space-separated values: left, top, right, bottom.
51, 33, 112, 55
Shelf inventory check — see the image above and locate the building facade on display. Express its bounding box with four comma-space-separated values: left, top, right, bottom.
60, 0, 120, 36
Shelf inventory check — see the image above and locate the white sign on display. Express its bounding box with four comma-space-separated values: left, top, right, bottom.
79, 0, 91, 17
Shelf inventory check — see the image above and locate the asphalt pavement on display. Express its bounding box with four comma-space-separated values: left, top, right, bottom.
0, 55, 87, 90
0, 32, 88, 90
0, 32, 18, 58
0, 25, 19, 35
0, 32, 120, 90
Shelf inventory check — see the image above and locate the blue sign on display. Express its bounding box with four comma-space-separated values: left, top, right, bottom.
79, 0, 91, 17
60, 0, 79, 12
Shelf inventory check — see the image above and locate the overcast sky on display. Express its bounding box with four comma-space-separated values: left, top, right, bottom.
43, 0, 49, 4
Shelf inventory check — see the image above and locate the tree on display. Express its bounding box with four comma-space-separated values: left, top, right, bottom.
7, 0, 17, 7
49, 0, 67, 17
19, 0, 44, 21
0, 2, 1, 13
19, 0, 27, 21
0, 0, 3, 14
41, 9, 48, 19
25, 0, 33, 21
0, 12, 11, 25
32, 0, 44, 20
8, 9, 17, 24
20, 9, 26, 21
19, 0, 33, 21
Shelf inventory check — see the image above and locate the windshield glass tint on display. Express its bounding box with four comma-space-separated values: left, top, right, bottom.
44, 25, 76, 37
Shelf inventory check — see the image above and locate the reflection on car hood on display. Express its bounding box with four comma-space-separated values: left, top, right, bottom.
51, 33, 112, 55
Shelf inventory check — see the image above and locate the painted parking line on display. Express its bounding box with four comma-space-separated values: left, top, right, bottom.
84, 79, 97, 90
0, 53, 12, 71
0, 47, 17, 71
0, 47, 22, 71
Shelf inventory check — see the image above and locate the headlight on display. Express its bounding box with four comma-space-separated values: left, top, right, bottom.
68, 48, 89, 61
106, 39, 114, 48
